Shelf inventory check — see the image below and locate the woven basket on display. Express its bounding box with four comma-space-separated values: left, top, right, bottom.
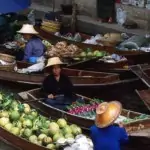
0, 53, 15, 63
41, 26, 60, 33
0, 61, 16, 71
42, 20, 61, 28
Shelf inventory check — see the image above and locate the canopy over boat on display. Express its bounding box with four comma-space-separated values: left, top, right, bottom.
0, 0, 31, 14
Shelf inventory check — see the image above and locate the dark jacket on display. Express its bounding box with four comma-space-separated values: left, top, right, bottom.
42, 74, 73, 98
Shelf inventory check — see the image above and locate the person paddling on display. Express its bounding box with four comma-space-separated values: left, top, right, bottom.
90, 101, 128, 150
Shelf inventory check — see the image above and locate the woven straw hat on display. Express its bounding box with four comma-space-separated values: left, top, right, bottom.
95, 101, 122, 128
45, 57, 65, 68
17, 24, 39, 34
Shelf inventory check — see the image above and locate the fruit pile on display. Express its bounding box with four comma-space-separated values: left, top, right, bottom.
0, 92, 83, 149
67, 98, 149, 123
67, 99, 103, 119
45, 41, 82, 58
79, 48, 107, 58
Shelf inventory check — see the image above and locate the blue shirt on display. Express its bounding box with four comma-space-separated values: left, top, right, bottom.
24, 37, 45, 61
90, 125, 128, 150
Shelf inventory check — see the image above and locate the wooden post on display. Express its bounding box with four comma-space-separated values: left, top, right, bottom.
144, 0, 147, 8
71, 0, 77, 34
52, 0, 55, 12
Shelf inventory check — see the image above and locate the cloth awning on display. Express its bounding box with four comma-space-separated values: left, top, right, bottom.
0, 0, 31, 14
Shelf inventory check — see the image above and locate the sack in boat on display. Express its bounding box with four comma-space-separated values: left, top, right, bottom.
17, 62, 45, 74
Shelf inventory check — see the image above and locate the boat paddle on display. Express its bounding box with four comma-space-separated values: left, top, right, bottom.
18, 91, 64, 103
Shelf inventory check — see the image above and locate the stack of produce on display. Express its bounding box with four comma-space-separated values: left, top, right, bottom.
0, 91, 86, 149
46, 41, 82, 57
73, 48, 108, 61
67, 98, 149, 123
79, 48, 107, 57
67, 99, 103, 119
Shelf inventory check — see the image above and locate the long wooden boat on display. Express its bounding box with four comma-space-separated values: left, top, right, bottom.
18, 88, 150, 150
18, 88, 150, 129
68, 60, 136, 80
1, 61, 149, 112
0, 61, 119, 85
0, 82, 149, 150
36, 26, 150, 64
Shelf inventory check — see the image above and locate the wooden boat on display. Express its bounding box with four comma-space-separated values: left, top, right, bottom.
18, 88, 150, 150
68, 59, 136, 80
0, 82, 149, 150
36, 26, 150, 64
18, 88, 150, 129
0, 61, 119, 85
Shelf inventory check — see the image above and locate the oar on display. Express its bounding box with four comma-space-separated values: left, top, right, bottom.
24, 93, 65, 103
129, 64, 150, 88
19, 90, 96, 103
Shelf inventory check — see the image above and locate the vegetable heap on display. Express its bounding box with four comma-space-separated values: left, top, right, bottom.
79, 48, 107, 57
67, 99, 103, 119
67, 98, 149, 123
0, 92, 82, 149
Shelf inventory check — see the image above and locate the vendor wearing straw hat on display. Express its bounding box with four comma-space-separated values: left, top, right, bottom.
17, 24, 45, 62
42, 57, 74, 110
90, 101, 128, 150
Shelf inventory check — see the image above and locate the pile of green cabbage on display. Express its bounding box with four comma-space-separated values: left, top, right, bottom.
0, 92, 82, 149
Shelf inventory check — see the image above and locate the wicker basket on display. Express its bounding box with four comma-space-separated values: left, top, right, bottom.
42, 20, 61, 28
0, 53, 15, 63
41, 26, 60, 33
0, 61, 16, 71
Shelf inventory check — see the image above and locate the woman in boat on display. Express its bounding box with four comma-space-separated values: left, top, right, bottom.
90, 101, 128, 150
17, 24, 45, 62
42, 57, 74, 110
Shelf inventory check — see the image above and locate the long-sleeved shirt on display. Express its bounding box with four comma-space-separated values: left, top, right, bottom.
90, 125, 128, 150
42, 74, 73, 98
24, 37, 45, 61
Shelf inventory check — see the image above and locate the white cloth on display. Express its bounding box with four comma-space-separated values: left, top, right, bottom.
17, 62, 45, 74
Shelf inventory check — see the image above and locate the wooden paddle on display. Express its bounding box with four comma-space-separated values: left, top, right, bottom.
19, 90, 96, 104
129, 64, 150, 88
19, 92, 65, 103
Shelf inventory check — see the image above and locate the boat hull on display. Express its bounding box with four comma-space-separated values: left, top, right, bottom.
0, 61, 119, 85
0, 81, 149, 150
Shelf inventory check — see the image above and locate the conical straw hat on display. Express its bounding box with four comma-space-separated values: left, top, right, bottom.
17, 24, 39, 34
45, 57, 65, 68
95, 101, 122, 128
